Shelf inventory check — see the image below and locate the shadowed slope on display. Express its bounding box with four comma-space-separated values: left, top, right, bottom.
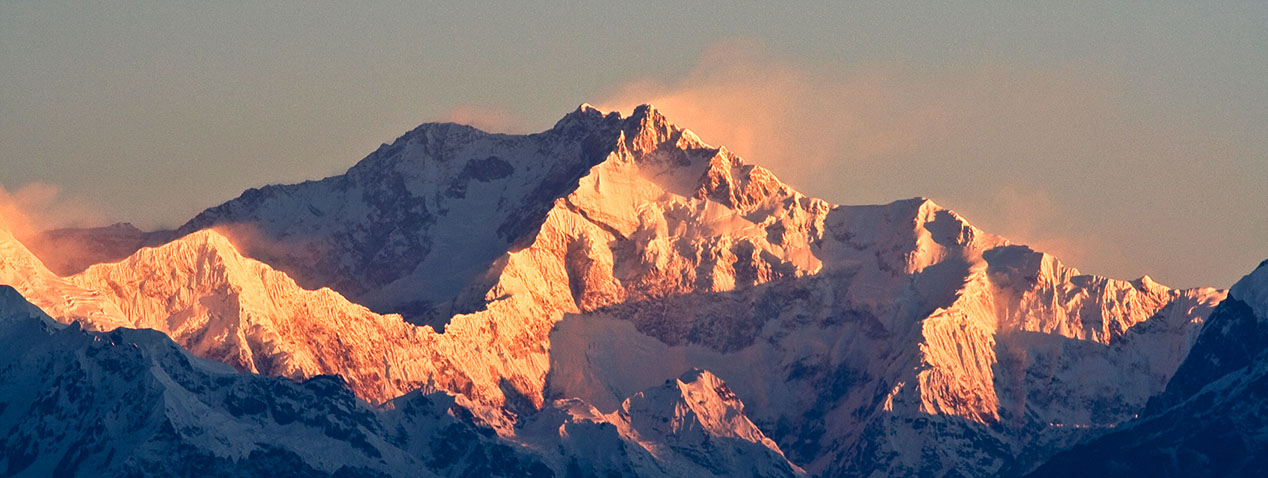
176, 109, 625, 324
0, 284, 798, 477
1029, 260, 1268, 477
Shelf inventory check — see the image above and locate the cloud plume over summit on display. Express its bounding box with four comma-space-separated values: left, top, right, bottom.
596, 40, 1256, 287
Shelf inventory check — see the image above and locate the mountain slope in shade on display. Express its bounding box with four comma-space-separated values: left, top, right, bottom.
1028, 260, 1268, 477
0, 285, 437, 478
175, 111, 625, 324
1, 104, 1230, 476
0, 285, 797, 477
1149, 259, 1268, 413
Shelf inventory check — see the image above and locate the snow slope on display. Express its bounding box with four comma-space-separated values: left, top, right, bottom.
415, 105, 1224, 475
0, 221, 129, 330
67, 229, 428, 404
175, 111, 625, 324
0, 284, 796, 477
0, 285, 440, 477
1029, 260, 1268, 477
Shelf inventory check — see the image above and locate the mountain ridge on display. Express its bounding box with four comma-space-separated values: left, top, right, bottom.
1028, 261, 1268, 477
0, 103, 1237, 476
0, 284, 801, 477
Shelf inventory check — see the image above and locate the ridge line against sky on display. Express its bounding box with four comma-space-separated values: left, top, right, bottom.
1, 2, 1265, 289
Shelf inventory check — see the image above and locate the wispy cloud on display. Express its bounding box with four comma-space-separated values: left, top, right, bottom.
443, 104, 527, 134
989, 186, 1089, 267
0, 182, 111, 239
593, 40, 1150, 278
596, 40, 950, 179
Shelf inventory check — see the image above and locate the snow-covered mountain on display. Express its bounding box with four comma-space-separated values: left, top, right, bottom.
1, 215, 427, 404
0, 284, 798, 477
0, 104, 1238, 476
540, 197, 1223, 477
516, 368, 803, 477
0, 220, 129, 329
66, 229, 431, 403
0, 283, 440, 477
174, 111, 628, 325
1028, 260, 1268, 477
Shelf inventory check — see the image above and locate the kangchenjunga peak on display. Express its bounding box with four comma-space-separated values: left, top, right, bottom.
0, 103, 1258, 477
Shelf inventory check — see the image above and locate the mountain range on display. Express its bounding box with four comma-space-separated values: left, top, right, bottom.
0, 104, 1262, 477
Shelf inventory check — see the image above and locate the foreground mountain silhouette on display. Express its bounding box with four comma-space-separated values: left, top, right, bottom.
2, 104, 1257, 477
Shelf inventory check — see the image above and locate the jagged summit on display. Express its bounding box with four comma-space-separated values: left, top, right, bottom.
171, 103, 807, 325
1230, 259, 1268, 320
65, 227, 428, 402
547, 102, 619, 135
576, 101, 607, 115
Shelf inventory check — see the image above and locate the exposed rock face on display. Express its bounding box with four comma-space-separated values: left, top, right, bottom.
0, 104, 1232, 476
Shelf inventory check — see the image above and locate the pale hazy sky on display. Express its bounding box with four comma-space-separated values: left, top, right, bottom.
2, 2, 1265, 289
